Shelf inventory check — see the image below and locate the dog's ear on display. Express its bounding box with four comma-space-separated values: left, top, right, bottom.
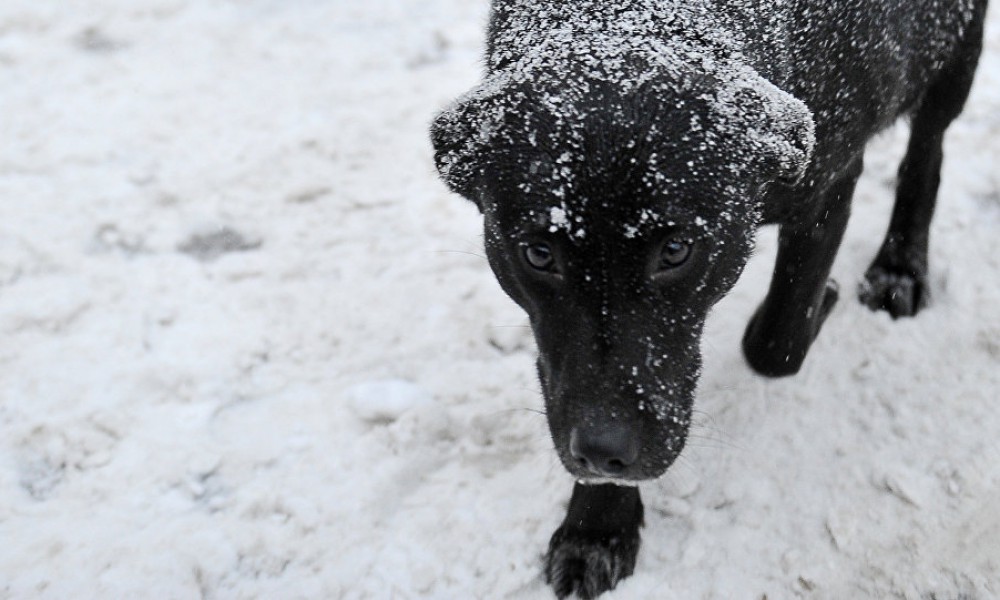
715, 73, 816, 185
430, 98, 482, 205
430, 77, 512, 208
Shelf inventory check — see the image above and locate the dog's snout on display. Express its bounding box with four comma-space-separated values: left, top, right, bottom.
569, 424, 640, 477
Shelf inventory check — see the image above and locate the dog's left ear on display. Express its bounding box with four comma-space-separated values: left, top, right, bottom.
430, 76, 511, 209
718, 73, 817, 185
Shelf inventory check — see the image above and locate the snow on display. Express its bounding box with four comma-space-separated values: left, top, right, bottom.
347, 380, 434, 425
0, 1, 998, 599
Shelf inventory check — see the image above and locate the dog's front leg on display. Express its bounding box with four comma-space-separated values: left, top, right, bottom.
743, 161, 861, 377
544, 483, 643, 599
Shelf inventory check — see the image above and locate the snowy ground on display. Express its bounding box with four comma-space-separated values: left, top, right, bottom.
1, 1, 998, 598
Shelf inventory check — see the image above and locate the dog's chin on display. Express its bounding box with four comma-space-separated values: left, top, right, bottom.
572, 474, 643, 487
560, 457, 672, 484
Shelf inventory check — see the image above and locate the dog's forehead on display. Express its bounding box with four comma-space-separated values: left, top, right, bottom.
475, 75, 779, 213
509, 138, 749, 201
487, 137, 756, 242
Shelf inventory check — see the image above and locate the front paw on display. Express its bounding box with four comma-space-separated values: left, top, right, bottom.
743, 279, 839, 377
858, 263, 928, 318
544, 525, 640, 599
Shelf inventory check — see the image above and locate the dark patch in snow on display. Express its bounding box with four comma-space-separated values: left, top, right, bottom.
178, 227, 263, 262
92, 223, 147, 256
407, 30, 451, 69
286, 186, 331, 204
74, 26, 125, 53
236, 549, 292, 579
188, 469, 228, 512
19, 457, 66, 501
486, 324, 532, 354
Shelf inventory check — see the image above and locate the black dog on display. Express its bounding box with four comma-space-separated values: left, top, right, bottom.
431, 0, 988, 597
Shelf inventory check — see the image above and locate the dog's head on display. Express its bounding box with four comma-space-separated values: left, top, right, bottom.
432, 65, 814, 481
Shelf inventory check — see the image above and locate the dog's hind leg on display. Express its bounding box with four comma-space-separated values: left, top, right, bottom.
859, 16, 985, 318
544, 483, 643, 600
743, 160, 861, 377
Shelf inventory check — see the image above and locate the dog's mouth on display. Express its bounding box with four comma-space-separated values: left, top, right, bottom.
573, 475, 643, 487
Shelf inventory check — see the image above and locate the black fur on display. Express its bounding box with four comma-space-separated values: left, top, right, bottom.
545, 484, 643, 600
431, 0, 988, 596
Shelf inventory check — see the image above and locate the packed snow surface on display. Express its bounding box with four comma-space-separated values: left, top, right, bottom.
1, 1, 999, 599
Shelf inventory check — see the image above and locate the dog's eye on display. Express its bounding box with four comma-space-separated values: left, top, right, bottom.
524, 243, 556, 271
658, 239, 692, 269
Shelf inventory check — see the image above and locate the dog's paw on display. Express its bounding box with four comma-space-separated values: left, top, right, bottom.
742, 279, 839, 378
545, 526, 639, 600
544, 525, 640, 599
858, 263, 928, 318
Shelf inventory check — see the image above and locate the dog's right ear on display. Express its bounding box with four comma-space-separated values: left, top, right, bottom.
430, 90, 488, 208
430, 76, 514, 209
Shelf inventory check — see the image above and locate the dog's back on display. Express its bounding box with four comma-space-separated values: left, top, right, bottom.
780, 0, 987, 191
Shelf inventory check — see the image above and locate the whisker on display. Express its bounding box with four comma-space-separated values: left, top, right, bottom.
667, 453, 701, 478
487, 406, 547, 417
686, 422, 744, 452
432, 249, 488, 260
685, 430, 737, 444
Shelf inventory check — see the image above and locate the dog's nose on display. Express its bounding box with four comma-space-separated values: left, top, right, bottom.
569, 425, 639, 477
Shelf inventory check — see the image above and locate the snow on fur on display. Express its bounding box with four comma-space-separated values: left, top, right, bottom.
432, 0, 815, 203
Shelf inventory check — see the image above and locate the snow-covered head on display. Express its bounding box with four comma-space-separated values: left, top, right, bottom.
433, 0, 815, 200
430, 2, 815, 481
